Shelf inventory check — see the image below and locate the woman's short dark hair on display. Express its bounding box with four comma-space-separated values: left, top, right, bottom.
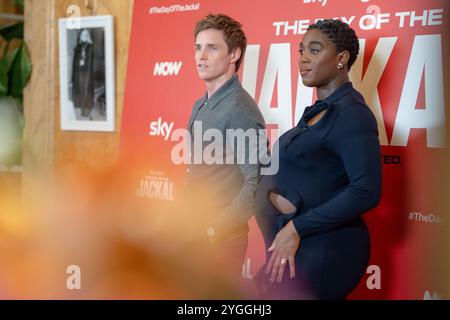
307, 19, 359, 71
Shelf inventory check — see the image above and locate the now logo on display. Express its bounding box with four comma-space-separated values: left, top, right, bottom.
153, 61, 182, 76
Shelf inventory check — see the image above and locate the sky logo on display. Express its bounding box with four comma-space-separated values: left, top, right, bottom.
149, 117, 174, 141
303, 0, 328, 7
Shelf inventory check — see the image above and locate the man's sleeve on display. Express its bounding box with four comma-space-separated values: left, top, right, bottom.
209, 102, 267, 238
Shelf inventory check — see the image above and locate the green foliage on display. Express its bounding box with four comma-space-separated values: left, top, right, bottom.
14, 0, 24, 11
0, 22, 31, 101
0, 47, 18, 96
0, 21, 23, 41
9, 43, 32, 100
0, 0, 27, 167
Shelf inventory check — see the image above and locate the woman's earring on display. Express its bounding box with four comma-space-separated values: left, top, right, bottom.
337, 63, 344, 69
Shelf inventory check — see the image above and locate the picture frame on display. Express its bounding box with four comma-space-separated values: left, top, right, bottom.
58, 15, 115, 132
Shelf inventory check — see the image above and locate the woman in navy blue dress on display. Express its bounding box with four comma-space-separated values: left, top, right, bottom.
254, 19, 382, 299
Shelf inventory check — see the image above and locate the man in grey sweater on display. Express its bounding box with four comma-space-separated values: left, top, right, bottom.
186, 13, 266, 278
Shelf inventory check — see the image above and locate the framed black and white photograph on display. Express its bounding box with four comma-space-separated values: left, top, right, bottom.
58, 15, 115, 131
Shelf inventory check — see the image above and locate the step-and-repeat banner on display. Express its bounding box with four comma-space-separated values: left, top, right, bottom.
120, 0, 448, 299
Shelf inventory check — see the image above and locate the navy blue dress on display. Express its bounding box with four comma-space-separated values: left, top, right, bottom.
254, 82, 382, 299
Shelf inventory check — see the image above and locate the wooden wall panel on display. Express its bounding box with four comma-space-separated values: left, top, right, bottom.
53, 0, 133, 172
441, 12, 450, 298
0, 0, 21, 26
21, 0, 133, 198
22, 0, 56, 199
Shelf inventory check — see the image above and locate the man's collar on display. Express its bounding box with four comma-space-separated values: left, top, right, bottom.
202, 74, 240, 110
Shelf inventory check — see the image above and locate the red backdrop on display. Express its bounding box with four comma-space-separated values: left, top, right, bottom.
120, 0, 449, 299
